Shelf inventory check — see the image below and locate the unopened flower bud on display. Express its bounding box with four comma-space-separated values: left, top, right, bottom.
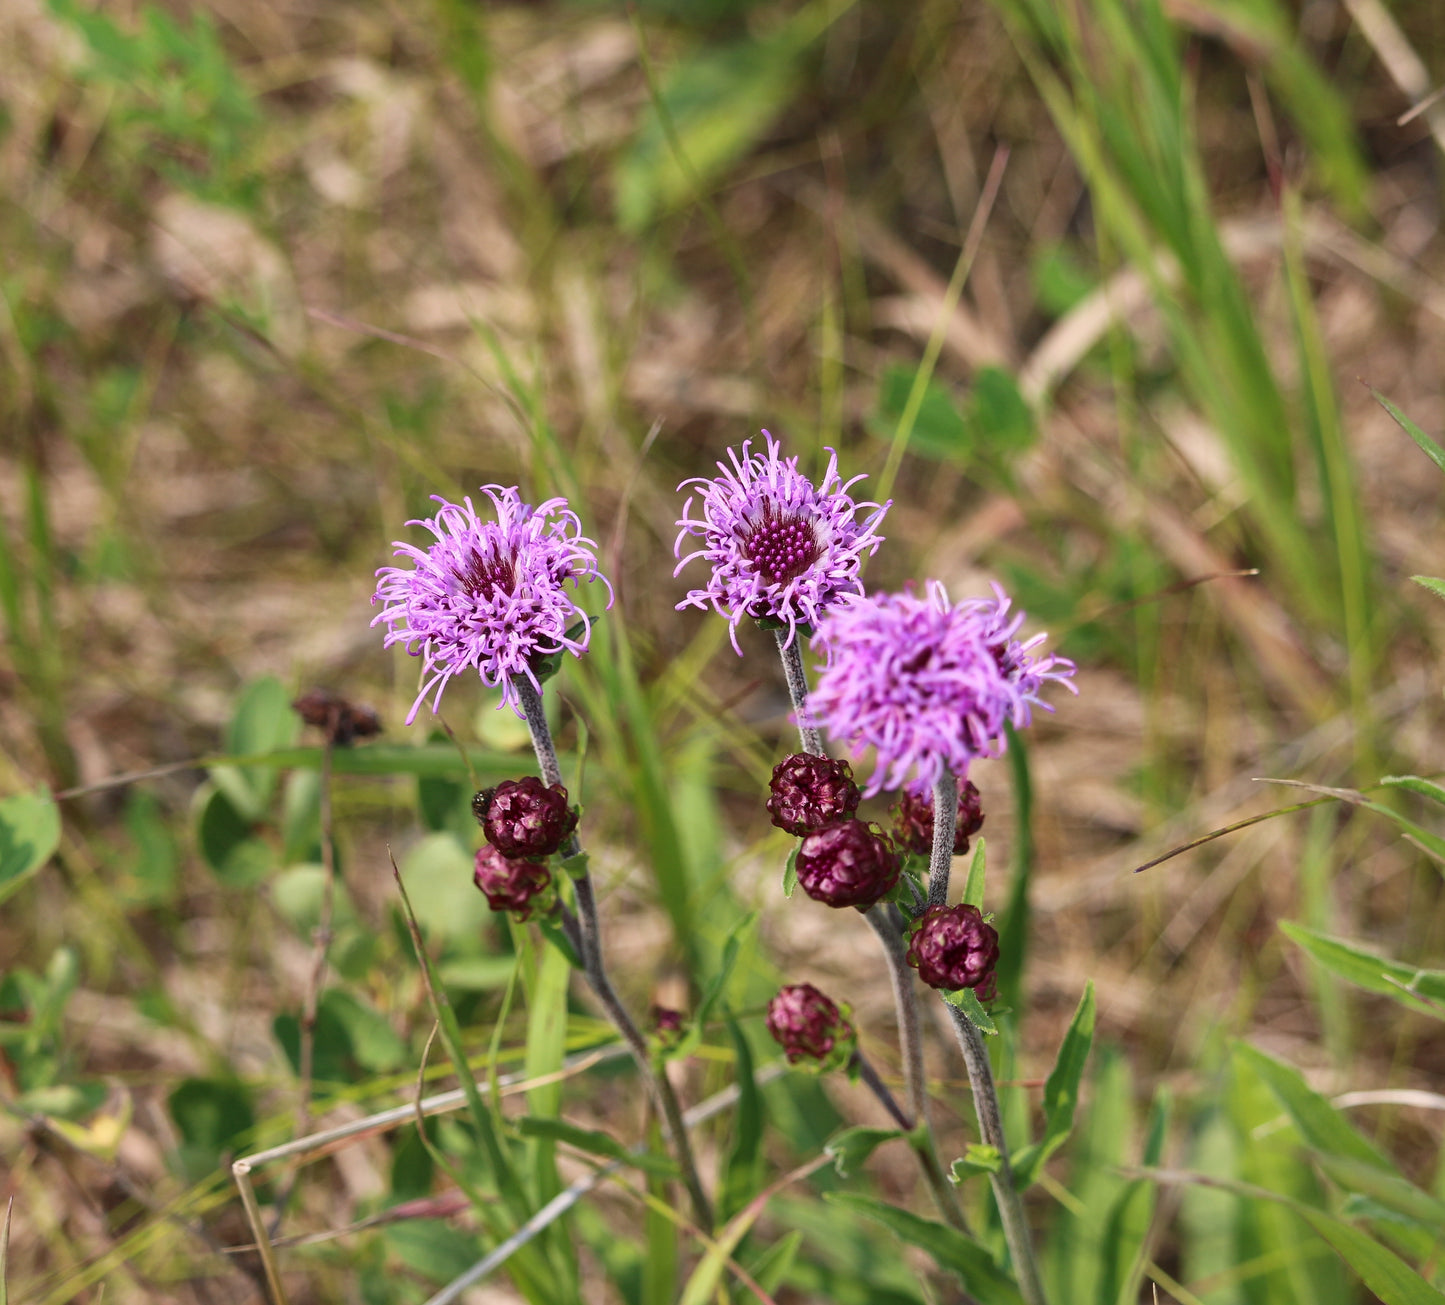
651, 1006, 686, 1050
766, 983, 855, 1068
795, 819, 900, 908
473, 776, 578, 859
892, 780, 984, 856
767, 753, 861, 836
473, 845, 553, 920
906, 903, 999, 991
292, 689, 382, 746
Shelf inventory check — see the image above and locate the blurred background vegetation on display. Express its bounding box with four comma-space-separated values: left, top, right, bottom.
3, 0, 1445, 1300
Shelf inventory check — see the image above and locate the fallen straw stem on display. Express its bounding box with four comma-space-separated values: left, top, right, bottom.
512, 675, 714, 1231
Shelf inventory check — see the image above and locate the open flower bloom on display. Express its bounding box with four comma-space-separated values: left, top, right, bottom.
809, 580, 1076, 796
673, 431, 889, 653
372, 487, 612, 723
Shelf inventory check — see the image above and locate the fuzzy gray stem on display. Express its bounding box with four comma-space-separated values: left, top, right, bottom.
948, 1007, 1048, 1305
927, 774, 958, 908
512, 676, 713, 1230
865, 907, 971, 1234
774, 629, 825, 756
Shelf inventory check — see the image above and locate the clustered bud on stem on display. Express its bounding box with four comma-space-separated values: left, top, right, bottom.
766, 983, 855, 1068
892, 779, 984, 856
472, 845, 554, 920
906, 903, 1000, 993
795, 819, 901, 908
473, 776, 578, 859
767, 752, 862, 835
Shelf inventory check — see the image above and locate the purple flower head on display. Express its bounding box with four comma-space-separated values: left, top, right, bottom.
674, 431, 889, 654
810, 580, 1076, 797
372, 487, 613, 724
906, 903, 1000, 992
766, 983, 856, 1068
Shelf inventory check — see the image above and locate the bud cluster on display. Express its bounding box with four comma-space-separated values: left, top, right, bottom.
470, 776, 579, 921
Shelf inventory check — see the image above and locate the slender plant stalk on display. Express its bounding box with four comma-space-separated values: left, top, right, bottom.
774, 628, 825, 756
774, 635, 968, 1232
863, 906, 969, 1231
948, 1008, 1047, 1305
512, 676, 714, 1231
933, 774, 1048, 1305
927, 773, 958, 908
851, 1050, 913, 1131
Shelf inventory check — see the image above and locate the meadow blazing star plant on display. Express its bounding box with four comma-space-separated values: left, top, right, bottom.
371, 485, 612, 723
673, 430, 890, 655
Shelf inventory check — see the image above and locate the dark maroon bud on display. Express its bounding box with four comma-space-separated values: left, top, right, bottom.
652, 1006, 686, 1048
473, 776, 578, 859
765, 983, 855, 1067
767, 753, 861, 836
892, 780, 985, 856
473, 845, 553, 920
795, 820, 901, 909
906, 903, 1000, 991
292, 689, 382, 746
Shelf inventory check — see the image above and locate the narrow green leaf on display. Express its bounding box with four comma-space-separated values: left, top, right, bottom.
391, 858, 534, 1234
1380, 775, 1445, 808
942, 986, 997, 1035
515, 1118, 677, 1177
718, 1019, 764, 1221
746, 1230, 803, 1295
1144, 1167, 1445, 1305
1372, 389, 1445, 477
825, 1126, 904, 1178
824, 1192, 1025, 1304
694, 911, 756, 1031
782, 843, 799, 898
0, 789, 61, 905
1299, 1210, 1445, 1305
1316, 1155, 1445, 1231
1234, 1042, 1391, 1169
1012, 980, 1095, 1187
1410, 576, 1445, 603
948, 1143, 1002, 1182
1280, 922, 1445, 1018
997, 723, 1032, 1004
962, 836, 987, 910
